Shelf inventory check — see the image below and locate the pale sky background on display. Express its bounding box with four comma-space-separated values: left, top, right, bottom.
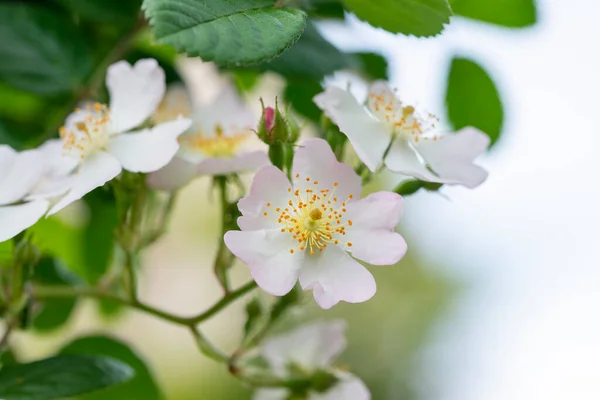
322, 1, 600, 399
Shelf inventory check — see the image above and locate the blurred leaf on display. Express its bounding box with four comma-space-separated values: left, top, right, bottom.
61, 0, 142, 25
0, 3, 93, 95
451, 0, 536, 27
343, 0, 452, 37
302, 0, 345, 19
143, 0, 307, 66
355, 52, 388, 80
244, 297, 265, 340
231, 69, 262, 93
0, 355, 133, 400
130, 34, 181, 85
32, 258, 83, 332
284, 79, 323, 123
60, 335, 162, 400
266, 22, 357, 79
83, 190, 118, 284
393, 179, 442, 196
0, 238, 13, 264
446, 57, 504, 146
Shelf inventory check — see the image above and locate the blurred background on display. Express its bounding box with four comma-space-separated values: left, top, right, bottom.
4, 0, 600, 399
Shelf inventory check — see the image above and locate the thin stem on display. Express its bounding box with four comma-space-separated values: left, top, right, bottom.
214, 176, 233, 294
189, 281, 257, 325
141, 192, 179, 248
124, 251, 138, 301
189, 327, 228, 363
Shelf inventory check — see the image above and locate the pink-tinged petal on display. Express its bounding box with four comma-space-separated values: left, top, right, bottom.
108, 117, 192, 173
196, 151, 270, 176
224, 229, 303, 296
253, 389, 288, 400
309, 373, 371, 400
107, 59, 166, 133
343, 192, 407, 266
48, 151, 121, 215
146, 156, 198, 191
0, 200, 49, 243
0, 148, 45, 206
237, 165, 290, 219
292, 138, 361, 201
262, 321, 347, 373
384, 138, 440, 182
314, 86, 389, 172
299, 245, 376, 309
417, 127, 490, 188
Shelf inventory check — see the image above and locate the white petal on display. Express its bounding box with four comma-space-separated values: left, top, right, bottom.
108, 118, 192, 173
253, 389, 289, 400
384, 138, 440, 182
416, 127, 490, 188
299, 245, 376, 309
107, 59, 166, 133
344, 192, 407, 266
48, 151, 121, 215
224, 229, 303, 296
309, 372, 371, 400
195, 83, 255, 134
292, 138, 362, 201
0, 148, 45, 206
237, 166, 291, 231
314, 86, 390, 172
146, 156, 198, 191
196, 151, 270, 176
0, 145, 16, 173
0, 200, 49, 243
262, 320, 347, 372
28, 139, 78, 200
367, 80, 403, 112
153, 84, 192, 124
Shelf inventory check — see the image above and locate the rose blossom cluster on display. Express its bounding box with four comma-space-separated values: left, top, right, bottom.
0, 58, 490, 399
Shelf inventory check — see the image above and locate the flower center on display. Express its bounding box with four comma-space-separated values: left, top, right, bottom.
263, 174, 354, 255
367, 91, 439, 142
59, 103, 113, 160
179, 125, 248, 158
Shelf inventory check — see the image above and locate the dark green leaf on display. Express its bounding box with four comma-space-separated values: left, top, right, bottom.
0, 355, 133, 400
393, 180, 443, 196
266, 22, 357, 79
355, 52, 388, 80
32, 258, 83, 332
60, 335, 162, 400
343, 0, 452, 37
451, 0, 536, 27
0, 3, 93, 95
284, 79, 323, 123
244, 298, 265, 340
143, 0, 307, 66
231, 69, 262, 93
83, 189, 119, 284
302, 0, 345, 19
445, 57, 504, 146
61, 0, 142, 25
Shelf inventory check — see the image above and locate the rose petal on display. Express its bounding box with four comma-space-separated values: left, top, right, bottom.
108, 117, 191, 173
299, 245, 376, 309
416, 127, 489, 188
107, 59, 166, 133
343, 192, 407, 265
261, 321, 347, 373
48, 151, 122, 215
314, 86, 390, 172
0, 148, 45, 206
224, 229, 303, 296
196, 151, 270, 176
0, 200, 49, 243
292, 138, 362, 202
384, 138, 439, 182
146, 156, 198, 191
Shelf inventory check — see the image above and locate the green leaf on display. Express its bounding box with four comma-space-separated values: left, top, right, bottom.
61, 0, 142, 25
451, 0, 536, 27
266, 22, 357, 79
343, 0, 452, 37
284, 79, 323, 123
302, 0, 345, 19
0, 3, 93, 95
59, 335, 162, 400
0, 355, 133, 400
0, 239, 13, 264
32, 258, 83, 332
243, 298, 265, 340
143, 0, 307, 66
355, 52, 388, 80
445, 57, 504, 146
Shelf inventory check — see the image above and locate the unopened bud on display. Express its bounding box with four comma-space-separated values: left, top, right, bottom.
257, 98, 299, 145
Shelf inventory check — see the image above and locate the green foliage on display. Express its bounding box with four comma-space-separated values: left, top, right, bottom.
355, 52, 389, 80
0, 355, 133, 400
61, 0, 142, 25
59, 336, 162, 400
284, 79, 323, 123
446, 57, 504, 146
32, 258, 82, 332
343, 0, 452, 37
302, 0, 345, 19
394, 180, 443, 196
0, 3, 93, 96
143, 0, 307, 66
451, 0, 537, 27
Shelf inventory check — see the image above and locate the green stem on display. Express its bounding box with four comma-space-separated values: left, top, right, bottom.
189, 281, 257, 325
124, 251, 138, 301
189, 327, 228, 363
214, 176, 233, 294
141, 192, 179, 248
